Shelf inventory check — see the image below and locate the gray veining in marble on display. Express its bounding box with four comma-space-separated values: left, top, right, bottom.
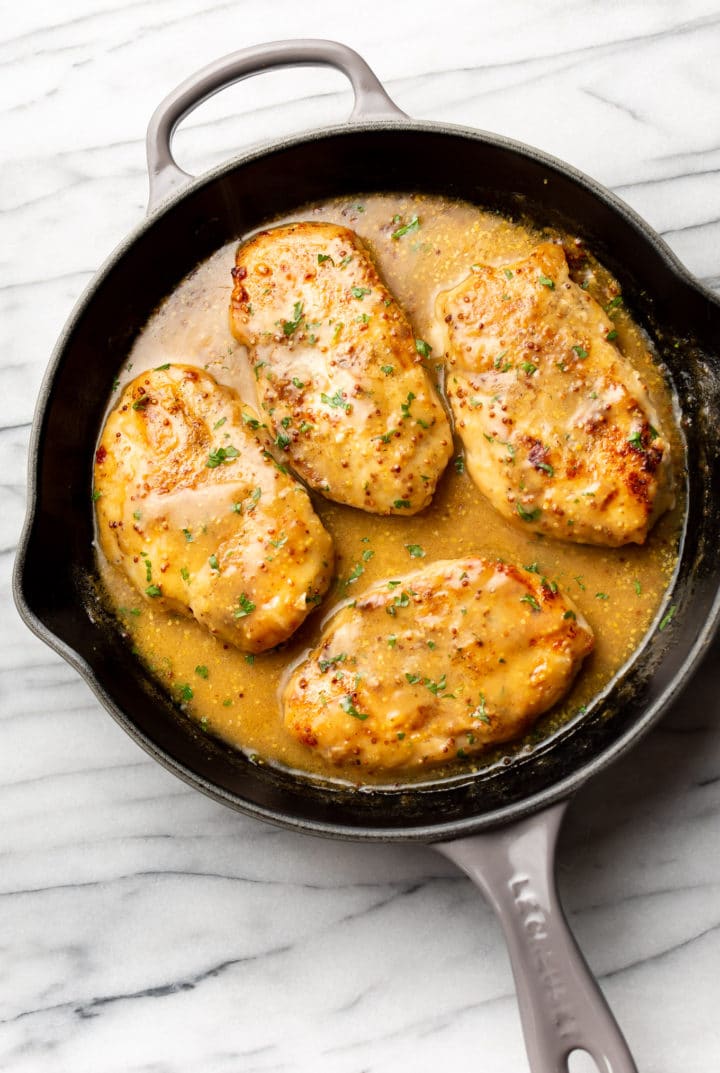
3, 1, 720, 1070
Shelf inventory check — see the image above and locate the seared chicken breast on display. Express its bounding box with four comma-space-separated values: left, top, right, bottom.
230, 222, 453, 514
94, 365, 334, 653
282, 557, 594, 771
437, 243, 673, 546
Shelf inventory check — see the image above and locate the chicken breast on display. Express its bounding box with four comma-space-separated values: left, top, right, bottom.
229, 221, 453, 514
282, 557, 594, 772
94, 365, 334, 653
437, 243, 674, 546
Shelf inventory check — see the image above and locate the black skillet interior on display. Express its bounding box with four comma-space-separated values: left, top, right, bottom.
16, 125, 720, 837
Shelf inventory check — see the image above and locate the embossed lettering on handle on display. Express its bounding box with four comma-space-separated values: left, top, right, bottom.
145, 38, 406, 210
436, 802, 638, 1073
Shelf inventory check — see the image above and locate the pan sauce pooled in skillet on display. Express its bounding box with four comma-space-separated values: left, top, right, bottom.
282, 558, 594, 771
437, 243, 674, 545
94, 365, 333, 653
95, 192, 683, 786
229, 221, 453, 514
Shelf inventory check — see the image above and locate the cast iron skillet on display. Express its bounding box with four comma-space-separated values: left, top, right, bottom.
13, 40, 720, 1073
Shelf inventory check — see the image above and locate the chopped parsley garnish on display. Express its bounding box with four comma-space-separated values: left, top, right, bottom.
340, 695, 368, 720
387, 635, 397, 647
538, 274, 555, 289
195, 665, 209, 679
233, 593, 256, 618
454, 454, 465, 474
245, 654, 255, 665
572, 345, 588, 359
362, 548, 375, 562
628, 431, 644, 450
154, 363, 170, 371
520, 594, 541, 612
595, 592, 609, 600
405, 544, 425, 558
633, 579, 642, 595
262, 449, 288, 474
519, 362, 537, 376
180, 567, 190, 582
516, 502, 541, 522
206, 445, 239, 468
415, 338, 432, 359
321, 390, 351, 413
92, 489, 102, 502
208, 554, 219, 571
145, 584, 161, 598
317, 253, 334, 265
606, 329, 618, 341
242, 413, 261, 430
275, 431, 291, 450
177, 683, 193, 702
472, 695, 490, 724
374, 429, 397, 444
658, 605, 677, 631
292, 378, 305, 389
386, 590, 411, 616
381, 365, 395, 376
391, 214, 420, 239
132, 396, 150, 411
351, 286, 371, 300
504, 268, 513, 279
270, 532, 288, 549
400, 392, 415, 419
605, 295, 623, 313
282, 301, 304, 336
563, 610, 576, 620
254, 361, 267, 380
536, 461, 554, 476
213, 417, 227, 430
319, 653, 347, 672
394, 499, 411, 510
405, 673, 422, 684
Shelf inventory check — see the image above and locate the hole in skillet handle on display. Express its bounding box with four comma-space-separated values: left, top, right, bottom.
145, 38, 406, 210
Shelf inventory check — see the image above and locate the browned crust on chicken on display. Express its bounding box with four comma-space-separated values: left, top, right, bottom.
94, 365, 334, 653
230, 221, 453, 515
437, 243, 674, 545
282, 557, 594, 771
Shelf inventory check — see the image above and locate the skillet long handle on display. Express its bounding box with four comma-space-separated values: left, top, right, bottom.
145, 39, 406, 210
435, 802, 638, 1073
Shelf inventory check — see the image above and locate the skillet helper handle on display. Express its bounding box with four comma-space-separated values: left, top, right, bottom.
146, 38, 405, 210
436, 802, 638, 1073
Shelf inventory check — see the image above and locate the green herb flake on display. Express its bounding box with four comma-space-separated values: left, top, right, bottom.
517, 502, 541, 523
282, 301, 304, 336
92, 489, 102, 502
572, 345, 588, 360
391, 214, 420, 240
520, 594, 541, 612
628, 431, 644, 450
519, 362, 537, 376
595, 592, 609, 600
537, 461, 554, 476
351, 286, 371, 300
538, 274, 555, 289
633, 579, 642, 595
504, 268, 514, 279
658, 605, 677, 631
177, 683, 193, 702
292, 377, 305, 390
394, 499, 411, 510
381, 365, 395, 376
472, 695, 490, 724
208, 554, 220, 571
340, 695, 368, 720
242, 413, 261, 430
605, 295, 623, 313
145, 584, 162, 598
154, 363, 170, 371
563, 610, 577, 620
233, 593, 256, 619
415, 338, 432, 359
206, 445, 240, 468
319, 653, 347, 672
387, 635, 397, 648
454, 454, 465, 474
405, 544, 425, 558
317, 253, 334, 265
222, 698, 232, 707
321, 390, 351, 413
405, 673, 422, 684
195, 665, 209, 679
132, 396, 150, 411
180, 567, 190, 582
275, 431, 291, 450
606, 329, 618, 341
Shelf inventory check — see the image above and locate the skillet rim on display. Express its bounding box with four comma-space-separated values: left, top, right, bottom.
13, 116, 720, 841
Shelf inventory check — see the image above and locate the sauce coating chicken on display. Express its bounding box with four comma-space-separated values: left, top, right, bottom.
437, 243, 674, 545
282, 557, 594, 771
230, 221, 453, 514
94, 365, 334, 653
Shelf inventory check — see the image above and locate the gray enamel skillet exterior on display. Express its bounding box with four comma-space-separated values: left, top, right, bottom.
13, 40, 720, 1073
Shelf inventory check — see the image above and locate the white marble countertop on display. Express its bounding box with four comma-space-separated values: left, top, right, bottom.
3, 2, 720, 1070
